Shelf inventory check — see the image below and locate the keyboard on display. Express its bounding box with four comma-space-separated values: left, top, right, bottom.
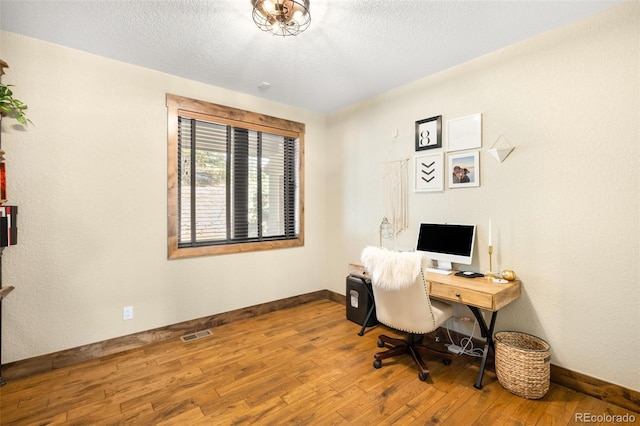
427, 268, 453, 275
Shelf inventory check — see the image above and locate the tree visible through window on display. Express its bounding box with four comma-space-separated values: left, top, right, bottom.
167, 94, 305, 258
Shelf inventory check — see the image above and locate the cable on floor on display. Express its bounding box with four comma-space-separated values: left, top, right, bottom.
444, 318, 484, 358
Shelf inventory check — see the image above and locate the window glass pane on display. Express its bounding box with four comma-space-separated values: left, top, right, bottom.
262, 132, 285, 238
294, 140, 300, 236
229, 128, 248, 240
194, 120, 227, 242
247, 130, 259, 239
284, 137, 298, 238
178, 119, 229, 244
178, 118, 192, 245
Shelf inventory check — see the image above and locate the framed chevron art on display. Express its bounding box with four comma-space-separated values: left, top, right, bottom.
414, 152, 444, 192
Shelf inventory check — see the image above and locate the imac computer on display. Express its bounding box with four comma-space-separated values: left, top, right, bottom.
416, 223, 477, 273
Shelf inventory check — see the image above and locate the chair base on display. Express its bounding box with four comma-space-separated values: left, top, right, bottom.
373, 333, 453, 381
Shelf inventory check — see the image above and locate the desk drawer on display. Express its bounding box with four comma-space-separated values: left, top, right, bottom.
429, 282, 493, 310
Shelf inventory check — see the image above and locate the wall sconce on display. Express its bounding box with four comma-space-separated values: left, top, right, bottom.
488, 135, 515, 163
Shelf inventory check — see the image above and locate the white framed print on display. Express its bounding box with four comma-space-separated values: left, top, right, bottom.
448, 151, 480, 188
446, 113, 482, 152
414, 152, 444, 192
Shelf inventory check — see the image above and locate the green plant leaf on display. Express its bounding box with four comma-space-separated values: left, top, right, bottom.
0, 82, 31, 125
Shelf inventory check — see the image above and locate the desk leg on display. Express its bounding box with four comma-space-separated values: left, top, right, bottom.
357, 277, 376, 337
468, 307, 498, 389
358, 304, 376, 336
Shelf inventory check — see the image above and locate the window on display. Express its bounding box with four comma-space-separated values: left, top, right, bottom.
166, 94, 304, 258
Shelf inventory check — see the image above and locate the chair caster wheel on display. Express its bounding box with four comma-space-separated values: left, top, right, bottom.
373, 359, 382, 369
377, 339, 384, 348
418, 372, 429, 381
443, 359, 452, 365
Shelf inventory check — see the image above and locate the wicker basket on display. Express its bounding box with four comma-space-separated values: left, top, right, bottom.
495, 331, 551, 399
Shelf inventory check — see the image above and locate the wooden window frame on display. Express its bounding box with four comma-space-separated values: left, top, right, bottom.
166, 94, 305, 259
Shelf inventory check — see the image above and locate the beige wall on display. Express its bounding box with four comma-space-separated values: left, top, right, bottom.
324, 2, 639, 390
1, 1, 638, 392
0, 31, 328, 363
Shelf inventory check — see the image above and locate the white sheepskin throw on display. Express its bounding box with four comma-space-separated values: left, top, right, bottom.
360, 246, 432, 290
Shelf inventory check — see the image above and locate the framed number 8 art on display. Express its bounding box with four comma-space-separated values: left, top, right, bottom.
415, 115, 442, 151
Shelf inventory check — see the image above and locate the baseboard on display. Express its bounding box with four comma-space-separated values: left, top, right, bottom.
1, 289, 335, 382
2, 290, 638, 413
439, 327, 639, 413
550, 364, 639, 413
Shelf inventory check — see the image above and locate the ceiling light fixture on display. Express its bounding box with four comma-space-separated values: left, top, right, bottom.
252, 0, 311, 37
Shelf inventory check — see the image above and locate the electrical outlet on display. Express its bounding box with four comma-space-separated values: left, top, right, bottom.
123, 306, 133, 320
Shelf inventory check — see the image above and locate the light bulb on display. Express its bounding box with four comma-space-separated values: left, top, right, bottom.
263, 0, 275, 13
270, 22, 285, 35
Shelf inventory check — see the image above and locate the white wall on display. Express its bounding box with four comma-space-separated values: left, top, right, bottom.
0, 31, 328, 362
324, 3, 639, 390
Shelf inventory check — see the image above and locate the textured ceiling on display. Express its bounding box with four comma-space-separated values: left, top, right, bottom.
0, 0, 622, 113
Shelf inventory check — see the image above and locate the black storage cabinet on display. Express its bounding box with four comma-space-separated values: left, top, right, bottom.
346, 275, 377, 327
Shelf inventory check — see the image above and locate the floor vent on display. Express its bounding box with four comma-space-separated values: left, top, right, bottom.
180, 329, 212, 343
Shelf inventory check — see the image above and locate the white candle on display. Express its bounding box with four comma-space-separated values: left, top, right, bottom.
489, 219, 493, 246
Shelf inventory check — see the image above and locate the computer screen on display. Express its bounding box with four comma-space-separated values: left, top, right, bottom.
416, 223, 476, 271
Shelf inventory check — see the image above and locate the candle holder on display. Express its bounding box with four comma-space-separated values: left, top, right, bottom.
485, 245, 497, 279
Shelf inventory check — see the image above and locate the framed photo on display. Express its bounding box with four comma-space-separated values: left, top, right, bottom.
448, 151, 480, 188
415, 115, 442, 151
414, 152, 444, 192
446, 113, 482, 152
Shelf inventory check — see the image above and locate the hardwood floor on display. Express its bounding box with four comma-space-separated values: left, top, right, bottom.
0, 300, 637, 425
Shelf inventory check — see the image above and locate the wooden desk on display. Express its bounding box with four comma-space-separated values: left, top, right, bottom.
348, 262, 521, 389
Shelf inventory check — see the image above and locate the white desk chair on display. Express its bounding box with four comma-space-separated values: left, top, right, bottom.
361, 246, 454, 381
